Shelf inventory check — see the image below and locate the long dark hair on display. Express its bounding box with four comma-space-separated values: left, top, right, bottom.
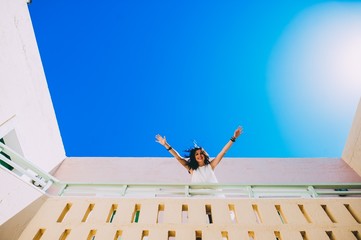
184, 146, 210, 170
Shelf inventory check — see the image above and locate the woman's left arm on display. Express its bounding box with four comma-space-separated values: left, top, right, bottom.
210, 126, 243, 169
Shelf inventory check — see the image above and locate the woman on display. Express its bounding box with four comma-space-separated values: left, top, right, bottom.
155, 126, 243, 183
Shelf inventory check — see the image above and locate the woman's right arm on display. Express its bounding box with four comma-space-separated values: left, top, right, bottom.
155, 134, 190, 170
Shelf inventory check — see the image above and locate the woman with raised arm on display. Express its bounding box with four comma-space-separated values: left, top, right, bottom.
155, 126, 243, 183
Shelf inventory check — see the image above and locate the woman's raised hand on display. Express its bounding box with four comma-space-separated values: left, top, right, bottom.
155, 134, 167, 146
234, 126, 243, 138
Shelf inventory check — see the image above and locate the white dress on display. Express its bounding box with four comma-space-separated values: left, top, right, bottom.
191, 164, 218, 183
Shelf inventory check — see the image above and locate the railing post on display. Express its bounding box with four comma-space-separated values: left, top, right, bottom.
307, 186, 318, 198
42, 180, 53, 192
121, 185, 128, 196
185, 185, 190, 197
247, 185, 254, 198
56, 184, 66, 196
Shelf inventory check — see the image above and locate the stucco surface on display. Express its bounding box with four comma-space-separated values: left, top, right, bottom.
53, 157, 361, 184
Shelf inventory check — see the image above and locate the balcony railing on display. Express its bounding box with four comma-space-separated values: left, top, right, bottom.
1, 142, 361, 198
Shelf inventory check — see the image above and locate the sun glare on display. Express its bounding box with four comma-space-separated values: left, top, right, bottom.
268, 2, 361, 156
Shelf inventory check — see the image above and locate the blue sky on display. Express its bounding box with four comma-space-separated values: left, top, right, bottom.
28, 1, 361, 158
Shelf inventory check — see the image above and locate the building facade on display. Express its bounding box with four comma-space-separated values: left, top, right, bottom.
0, 0, 360, 239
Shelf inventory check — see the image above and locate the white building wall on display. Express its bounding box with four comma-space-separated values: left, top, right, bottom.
343, 98, 361, 176
0, 170, 48, 234
0, 0, 65, 170
0, 0, 65, 230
